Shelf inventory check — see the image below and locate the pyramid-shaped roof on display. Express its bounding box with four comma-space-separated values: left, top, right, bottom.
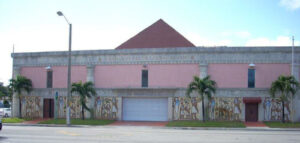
116, 19, 195, 49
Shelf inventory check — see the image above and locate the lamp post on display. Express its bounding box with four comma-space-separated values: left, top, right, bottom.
57, 11, 72, 126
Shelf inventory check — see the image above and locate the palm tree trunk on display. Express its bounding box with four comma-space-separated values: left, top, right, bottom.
82, 106, 85, 120
202, 95, 205, 122
282, 100, 285, 123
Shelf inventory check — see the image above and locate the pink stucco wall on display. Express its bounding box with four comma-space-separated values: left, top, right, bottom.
21, 67, 47, 88
208, 64, 248, 88
94, 64, 199, 88
148, 64, 199, 88
94, 65, 142, 88
255, 64, 290, 88
52, 66, 87, 88
208, 64, 290, 88
20, 66, 87, 88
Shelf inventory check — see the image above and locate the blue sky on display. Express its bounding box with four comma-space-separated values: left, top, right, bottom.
0, 0, 300, 85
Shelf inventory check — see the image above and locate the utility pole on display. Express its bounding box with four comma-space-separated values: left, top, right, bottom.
292, 36, 294, 77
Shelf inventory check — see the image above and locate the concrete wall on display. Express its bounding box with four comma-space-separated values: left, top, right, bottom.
255, 64, 290, 88
148, 64, 199, 88
21, 67, 47, 88
52, 66, 87, 88
20, 66, 87, 88
208, 64, 290, 88
94, 65, 141, 88
208, 64, 248, 88
94, 64, 199, 88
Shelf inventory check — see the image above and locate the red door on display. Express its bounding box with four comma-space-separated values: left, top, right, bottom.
245, 103, 258, 122
43, 99, 54, 118
43, 99, 50, 118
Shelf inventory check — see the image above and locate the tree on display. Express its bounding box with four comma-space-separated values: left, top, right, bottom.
71, 81, 96, 120
0, 84, 9, 99
270, 75, 299, 123
9, 75, 33, 117
186, 76, 217, 122
0, 84, 13, 102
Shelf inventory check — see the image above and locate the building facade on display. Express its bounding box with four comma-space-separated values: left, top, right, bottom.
11, 20, 300, 122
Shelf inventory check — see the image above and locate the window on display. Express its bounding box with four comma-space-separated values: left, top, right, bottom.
248, 69, 255, 88
47, 70, 53, 88
142, 70, 148, 87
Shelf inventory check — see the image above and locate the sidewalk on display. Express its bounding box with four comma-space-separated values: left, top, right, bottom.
244, 122, 268, 127
3, 120, 300, 131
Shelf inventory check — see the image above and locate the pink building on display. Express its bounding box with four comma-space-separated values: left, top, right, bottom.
12, 19, 300, 122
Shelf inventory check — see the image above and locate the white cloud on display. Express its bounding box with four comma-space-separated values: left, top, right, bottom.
245, 36, 300, 46
187, 33, 232, 46
280, 0, 300, 10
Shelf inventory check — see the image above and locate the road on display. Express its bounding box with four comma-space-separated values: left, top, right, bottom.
0, 125, 300, 143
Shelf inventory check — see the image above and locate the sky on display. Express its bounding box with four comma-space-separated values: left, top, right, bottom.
0, 0, 300, 85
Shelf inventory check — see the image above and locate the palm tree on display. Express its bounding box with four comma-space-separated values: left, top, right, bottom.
71, 81, 96, 120
187, 76, 217, 122
270, 75, 299, 123
9, 75, 33, 117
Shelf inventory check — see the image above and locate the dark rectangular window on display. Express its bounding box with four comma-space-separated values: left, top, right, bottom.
142, 70, 148, 87
248, 69, 255, 88
47, 70, 53, 88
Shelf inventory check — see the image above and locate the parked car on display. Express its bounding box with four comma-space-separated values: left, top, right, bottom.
0, 108, 11, 117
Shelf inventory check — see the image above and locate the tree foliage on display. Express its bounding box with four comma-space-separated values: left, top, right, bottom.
71, 81, 96, 120
9, 75, 33, 117
186, 76, 217, 122
270, 75, 299, 123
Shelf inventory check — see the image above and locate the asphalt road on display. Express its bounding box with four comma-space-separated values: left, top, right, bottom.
1, 126, 300, 143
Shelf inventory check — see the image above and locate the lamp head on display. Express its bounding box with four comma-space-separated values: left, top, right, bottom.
57, 11, 63, 16
248, 63, 255, 69
45, 65, 52, 70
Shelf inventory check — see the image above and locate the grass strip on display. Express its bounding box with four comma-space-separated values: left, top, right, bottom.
39, 119, 115, 125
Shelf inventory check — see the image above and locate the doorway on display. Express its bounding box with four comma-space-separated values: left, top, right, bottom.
43, 99, 54, 118
245, 103, 258, 122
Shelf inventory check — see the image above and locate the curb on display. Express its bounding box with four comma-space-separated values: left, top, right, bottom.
164, 126, 300, 131
3, 123, 89, 128
3, 123, 300, 131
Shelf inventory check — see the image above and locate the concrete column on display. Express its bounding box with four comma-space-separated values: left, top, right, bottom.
241, 103, 245, 121
199, 63, 208, 79
117, 97, 122, 121
168, 97, 173, 121
86, 64, 95, 83
85, 64, 95, 119
258, 103, 264, 121
12, 66, 21, 117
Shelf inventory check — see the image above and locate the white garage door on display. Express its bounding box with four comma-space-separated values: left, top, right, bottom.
122, 98, 168, 121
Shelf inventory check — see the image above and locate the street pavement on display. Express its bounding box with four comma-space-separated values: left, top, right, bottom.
1, 125, 300, 143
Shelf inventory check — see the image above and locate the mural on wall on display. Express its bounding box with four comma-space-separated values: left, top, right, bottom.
172, 97, 202, 120
58, 96, 66, 118
21, 96, 42, 118
94, 96, 118, 120
208, 97, 242, 121
57, 96, 81, 118
263, 97, 291, 121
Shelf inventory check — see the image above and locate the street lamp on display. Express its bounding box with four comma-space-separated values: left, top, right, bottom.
57, 11, 72, 126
